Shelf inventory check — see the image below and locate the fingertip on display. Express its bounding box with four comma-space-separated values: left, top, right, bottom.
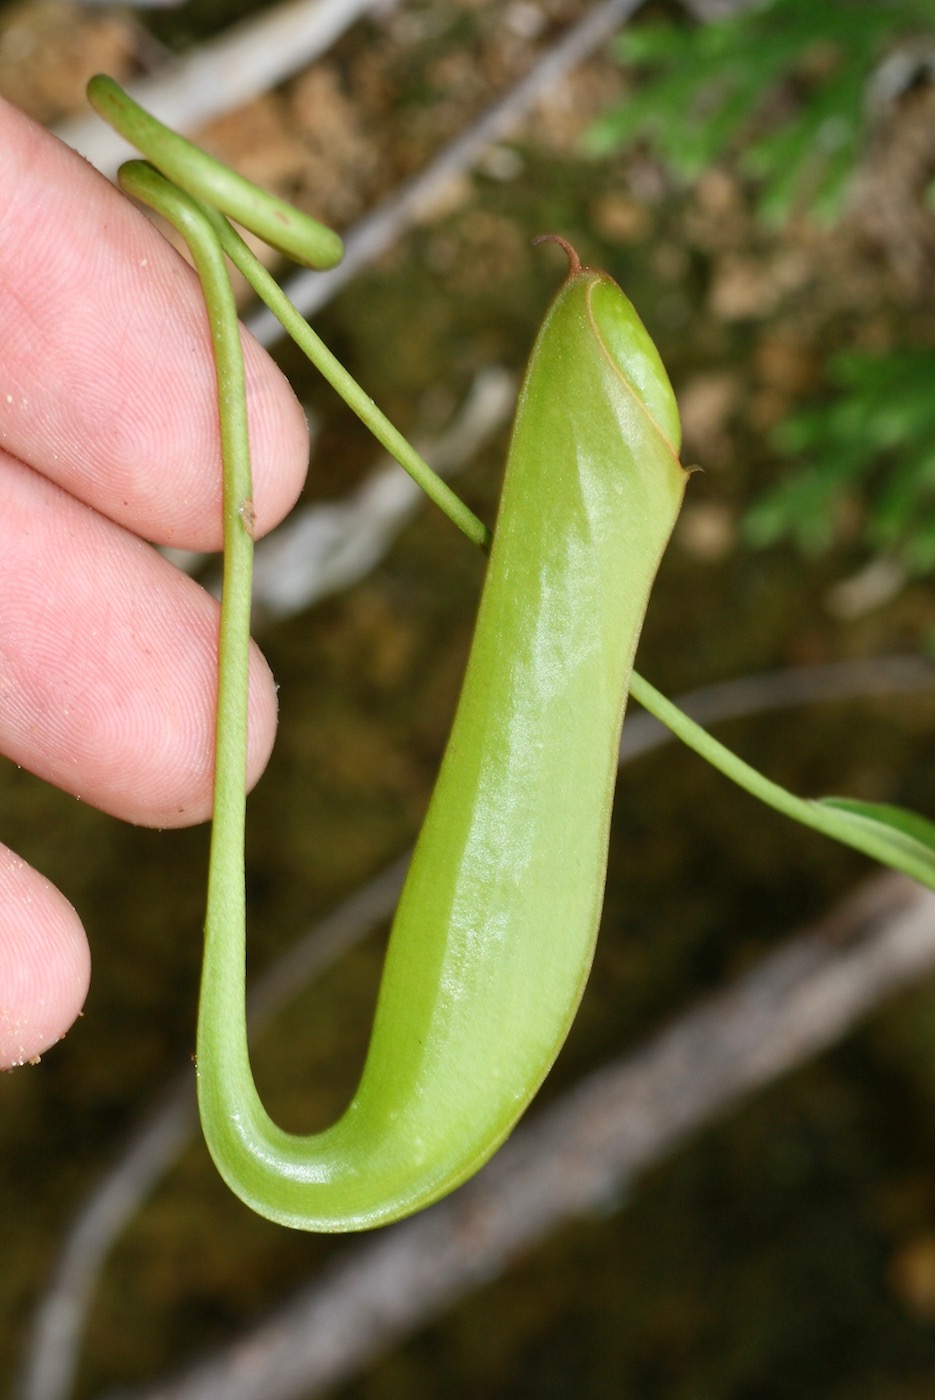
0, 847, 91, 1069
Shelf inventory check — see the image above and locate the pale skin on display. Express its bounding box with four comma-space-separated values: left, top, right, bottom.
0, 96, 309, 1068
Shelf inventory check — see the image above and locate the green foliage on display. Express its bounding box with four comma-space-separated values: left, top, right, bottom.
744, 350, 935, 573
586, 0, 932, 225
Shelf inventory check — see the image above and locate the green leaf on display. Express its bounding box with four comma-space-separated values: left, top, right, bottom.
587, 0, 932, 228
815, 797, 935, 890
746, 348, 935, 576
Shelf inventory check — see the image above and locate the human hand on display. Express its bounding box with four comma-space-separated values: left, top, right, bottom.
0, 95, 309, 1068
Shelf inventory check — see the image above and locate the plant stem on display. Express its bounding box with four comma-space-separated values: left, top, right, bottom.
629, 671, 935, 888
204, 208, 493, 555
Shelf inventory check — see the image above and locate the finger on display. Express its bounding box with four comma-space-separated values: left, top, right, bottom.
0, 844, 90, 1069
0, 450, 276, 826
0, 94, 309, 550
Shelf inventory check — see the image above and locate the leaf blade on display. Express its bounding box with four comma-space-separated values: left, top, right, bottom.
814, 796, 935, 890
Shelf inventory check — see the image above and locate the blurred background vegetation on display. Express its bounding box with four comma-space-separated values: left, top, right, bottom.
589, 0, 935, 591
2, 0, 935, 1396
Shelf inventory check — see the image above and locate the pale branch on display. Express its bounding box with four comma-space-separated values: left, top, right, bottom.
54, 0, 393, 178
